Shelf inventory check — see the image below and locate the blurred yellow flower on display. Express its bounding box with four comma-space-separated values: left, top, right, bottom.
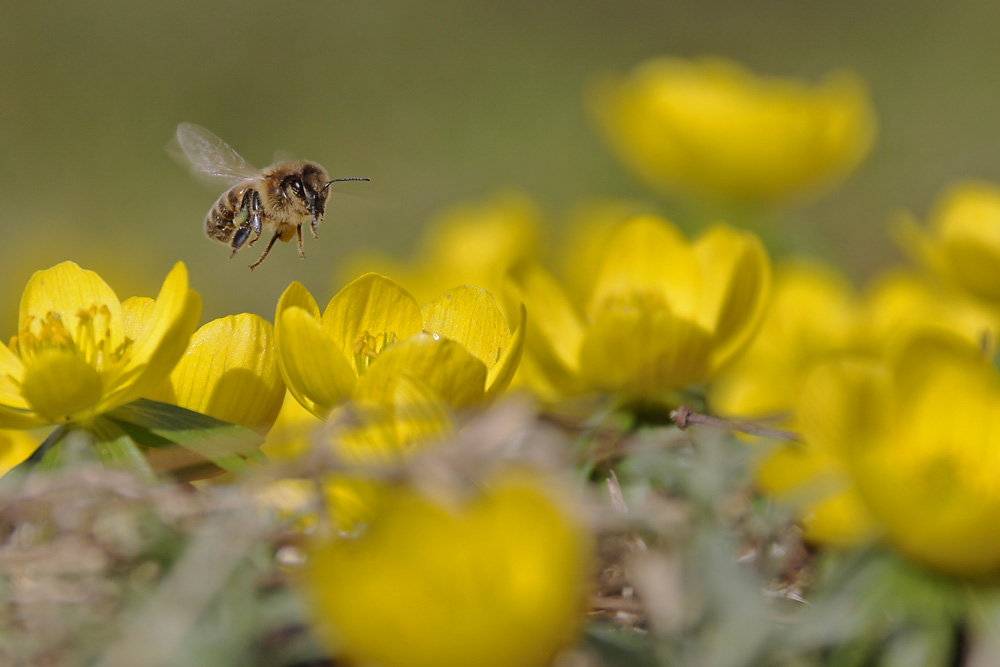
339, 191, 542, 310
789, 334, 1000, 575
302, 472, 591, 667
507, 215, 770, 401
275, 273, 523, 417
711, 262, 1000, 546
591, 56, 876, 207
896, 181, 1000, 304
0, 261, 200, 429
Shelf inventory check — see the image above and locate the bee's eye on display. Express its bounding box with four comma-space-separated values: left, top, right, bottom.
289, 179, 304, 196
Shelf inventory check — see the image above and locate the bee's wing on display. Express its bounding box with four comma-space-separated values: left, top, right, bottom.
172, 122, 260, 184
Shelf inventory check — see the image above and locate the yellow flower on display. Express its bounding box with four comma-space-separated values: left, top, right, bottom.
507, 215, 770, 401
275, 273, 524, 417
788, 334, 1000, 575
0, 261, 200, 429
896, 181, 1000, 304
302, 472, 591, 667
339, 191, 542, 311
591, 57, 876, 207
711, 262, 999, 546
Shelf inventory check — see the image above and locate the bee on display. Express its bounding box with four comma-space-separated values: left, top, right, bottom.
174, 122, 369, 269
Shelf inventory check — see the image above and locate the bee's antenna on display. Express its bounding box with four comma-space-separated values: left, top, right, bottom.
323, 177, 370, 190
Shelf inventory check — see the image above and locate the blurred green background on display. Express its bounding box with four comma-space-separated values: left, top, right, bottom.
2, 1, 999, 333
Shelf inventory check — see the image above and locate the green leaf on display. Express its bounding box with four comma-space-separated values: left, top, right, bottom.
86, 417, 158, 483
105, 398, 266, 477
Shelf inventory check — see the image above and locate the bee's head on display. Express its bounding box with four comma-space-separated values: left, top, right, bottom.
282, 163, 370, 232
281, 163, 331, 226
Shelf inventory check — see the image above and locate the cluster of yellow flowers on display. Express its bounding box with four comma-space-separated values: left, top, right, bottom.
7, 54, 1000, 664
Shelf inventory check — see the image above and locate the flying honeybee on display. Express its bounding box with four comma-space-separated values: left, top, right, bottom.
174, 122, 369, 269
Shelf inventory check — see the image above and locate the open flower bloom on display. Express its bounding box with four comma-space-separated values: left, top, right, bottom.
302, 472, 591, 667
590, 57, 876, 207
506, 215, 770, 401
275, 273, 524, 417
896, 181, 1000, 304
770, 333, 1000, 575
0, 262, 200, 429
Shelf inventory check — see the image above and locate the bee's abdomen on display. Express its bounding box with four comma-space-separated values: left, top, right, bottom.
204, 187, 243, 244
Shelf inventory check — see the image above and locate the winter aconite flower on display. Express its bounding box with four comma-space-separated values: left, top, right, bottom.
506, 215, 770, 401
896, 181, 1000, 305
591, 57, 876, 207
302, 472, 591, 667
780, 334, 1000, 575
275, 273, 523, 416
0, 261, 200, 429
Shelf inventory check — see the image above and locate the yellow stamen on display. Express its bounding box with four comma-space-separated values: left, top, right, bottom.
352, 330, 398, 375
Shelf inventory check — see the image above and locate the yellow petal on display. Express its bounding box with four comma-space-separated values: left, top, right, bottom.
392, 374, 454, 447
277, 306, 356, 416
276, 280, 321, 321
156, 314, 286, 436
261, 389, 322, 461
0, 405, 46, 430
504, 262, 584, 394
322, 274, 423, 376
120, 296, 156, 343
0, 429, 40, 477
796, 356, 891, 461
579, 309, 713, 394
18, 261, 124, 355
756, 444, 877, 547
421, 286, 511, 369
587, 216, 700, 322
0, 340, 28, 411
21, 348, 105, 422
104, 263, 202, 410
693, 224, 771, 370
484, 304, 525, 400
355, 334, 487, 408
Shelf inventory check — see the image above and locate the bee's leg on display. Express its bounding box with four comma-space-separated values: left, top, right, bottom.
296, 224, 307, 259
249, 230, 282, 270
230, 226, 251, 257
231, 189, 258, 256
246, 190, 264, 246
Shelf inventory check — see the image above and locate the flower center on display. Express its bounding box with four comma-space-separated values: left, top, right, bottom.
14, 306, 130, 375
9, 307, 135, 422
352, 330, 397, 375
